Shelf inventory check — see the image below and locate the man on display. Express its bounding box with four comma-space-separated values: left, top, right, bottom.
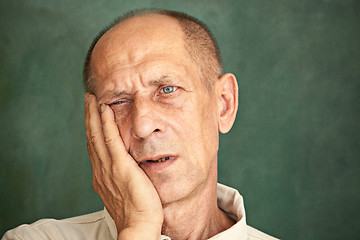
3, 9, 278, 240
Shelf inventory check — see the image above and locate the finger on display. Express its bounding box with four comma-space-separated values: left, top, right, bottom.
85, 93, 101, 172
85, 93, 99, 172
100, 104, 138, 170
88, 142, 107, 193
88, 94, 111, 173
85, 93, 101, 192
88, 142, 100, 177
87, 136, 116, 196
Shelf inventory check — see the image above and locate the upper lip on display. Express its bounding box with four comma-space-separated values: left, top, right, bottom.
137, 154, 175, 163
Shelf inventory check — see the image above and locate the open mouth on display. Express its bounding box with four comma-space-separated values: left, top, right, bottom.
138, 157, 173, 165
146, 157, 171, 163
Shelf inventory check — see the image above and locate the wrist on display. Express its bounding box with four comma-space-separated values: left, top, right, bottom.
117, 222, 162, 240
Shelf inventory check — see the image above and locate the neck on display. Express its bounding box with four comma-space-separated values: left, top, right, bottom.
160, 162, 235, 240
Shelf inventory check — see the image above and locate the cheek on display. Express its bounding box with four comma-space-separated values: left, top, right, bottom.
195, 101, 220, 162
177, 102, 219, 158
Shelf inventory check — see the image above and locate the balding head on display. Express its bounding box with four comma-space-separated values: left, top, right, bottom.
83, 9, 223, 93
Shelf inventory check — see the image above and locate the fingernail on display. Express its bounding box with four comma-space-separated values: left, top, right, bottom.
100, 104, 106, 113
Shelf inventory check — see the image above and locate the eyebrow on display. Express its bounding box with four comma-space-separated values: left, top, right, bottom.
149, 75, 175, 86
98, 90, 128, 103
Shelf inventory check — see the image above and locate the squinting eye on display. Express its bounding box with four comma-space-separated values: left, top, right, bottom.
161, 86, 177, 94
111, 100, 126, 105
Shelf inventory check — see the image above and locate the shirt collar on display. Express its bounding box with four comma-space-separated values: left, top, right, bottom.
209, 183, 248, 239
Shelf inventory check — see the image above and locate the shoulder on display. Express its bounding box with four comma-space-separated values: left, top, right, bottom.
2, 210, 114, 240
247, 225, 280, 240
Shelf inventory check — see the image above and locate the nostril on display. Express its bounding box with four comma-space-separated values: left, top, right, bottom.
154, 129, 160, 132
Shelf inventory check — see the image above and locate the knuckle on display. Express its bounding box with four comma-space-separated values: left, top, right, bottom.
90, 134, 98, 144
104, 136, 115, 146
101, 167, 108, 176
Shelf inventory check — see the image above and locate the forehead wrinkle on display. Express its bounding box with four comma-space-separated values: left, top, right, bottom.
97, 72, 140, 103
98, 90, 129, 103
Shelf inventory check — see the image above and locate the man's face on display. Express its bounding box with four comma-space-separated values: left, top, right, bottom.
90, 15, 220, 204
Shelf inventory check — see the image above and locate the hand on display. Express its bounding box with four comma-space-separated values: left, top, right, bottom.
85, 93, 164, 239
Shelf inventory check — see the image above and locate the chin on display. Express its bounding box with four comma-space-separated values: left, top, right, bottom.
153, 175, 205, 205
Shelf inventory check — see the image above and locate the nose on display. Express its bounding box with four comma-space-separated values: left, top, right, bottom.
131, 97, 166, 139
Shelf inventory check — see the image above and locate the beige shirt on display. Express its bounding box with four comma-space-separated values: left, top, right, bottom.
2, 184, 278, 240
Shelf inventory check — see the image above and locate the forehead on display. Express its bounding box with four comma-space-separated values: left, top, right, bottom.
90, 15, 192, 84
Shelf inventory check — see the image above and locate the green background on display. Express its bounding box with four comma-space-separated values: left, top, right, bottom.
1, 0, 359, 239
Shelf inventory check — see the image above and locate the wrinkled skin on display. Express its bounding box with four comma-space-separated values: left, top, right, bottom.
85, 14, 238, 240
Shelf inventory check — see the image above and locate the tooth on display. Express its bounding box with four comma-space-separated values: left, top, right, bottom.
147, 157, 171, 163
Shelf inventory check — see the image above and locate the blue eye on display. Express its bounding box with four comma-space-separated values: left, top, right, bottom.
161, 86, 176, 94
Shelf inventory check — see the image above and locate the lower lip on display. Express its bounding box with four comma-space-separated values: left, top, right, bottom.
139, 157, 177, 172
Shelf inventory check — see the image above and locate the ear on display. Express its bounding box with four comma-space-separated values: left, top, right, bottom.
216, 73, 238, 133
